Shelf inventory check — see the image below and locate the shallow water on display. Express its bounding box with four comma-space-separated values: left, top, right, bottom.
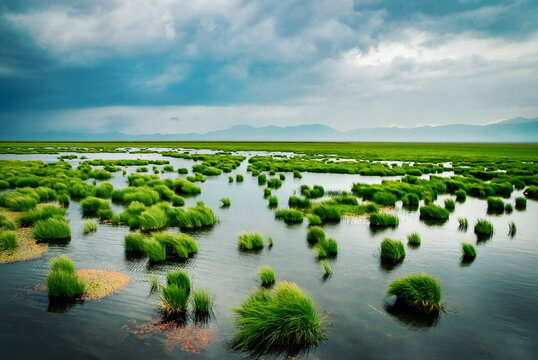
1, 151, 537, 359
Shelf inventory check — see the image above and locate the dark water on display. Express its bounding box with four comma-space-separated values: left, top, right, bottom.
0, 152, 537, 359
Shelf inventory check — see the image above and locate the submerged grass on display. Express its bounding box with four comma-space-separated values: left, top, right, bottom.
320, 260, 332, 276
232, 281, 326, 350
458, 217, 469, 231
508, 222, 516, 237
387, 274, 441, 313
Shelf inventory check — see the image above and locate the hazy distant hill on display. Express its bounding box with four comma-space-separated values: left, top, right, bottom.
2, 117, 537, 142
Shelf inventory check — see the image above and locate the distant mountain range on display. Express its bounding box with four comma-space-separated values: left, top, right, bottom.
2, 117, 537, 142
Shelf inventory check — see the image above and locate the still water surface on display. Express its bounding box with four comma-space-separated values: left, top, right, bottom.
0, 151, 537, 359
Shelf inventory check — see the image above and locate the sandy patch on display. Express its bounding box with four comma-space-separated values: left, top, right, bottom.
76, 269, 130, 300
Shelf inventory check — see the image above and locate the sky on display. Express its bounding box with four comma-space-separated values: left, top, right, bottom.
1, 0, 537, 136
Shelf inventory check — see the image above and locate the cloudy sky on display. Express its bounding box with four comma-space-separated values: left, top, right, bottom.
1, 0, 537, 135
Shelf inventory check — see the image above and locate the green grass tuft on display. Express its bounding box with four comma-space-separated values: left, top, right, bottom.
47, 255, 84, 298
419, 204, 449, 220
259, 266, 275, 286
33, 218, 71, 240
307, 214, 322, 225
306, 226, 325, 244
232, 281, 326, 350
444, 198, 455, 211
80, 196, 110, 216
387, 274, 441, 313
320, 260, 332, 276
373, 191, 397, 206
380, 238, 405, 263
138, 205, 168, 231
274, 209, 303, 223
487, 197, 504, 213
474, 219, 494, 236
0, 230, 17, 250
82, 220, 97, 234
455, 189, 467, 202
19, 205, 66, 227
268, 196, 278, 208
192, 289, 214, 314
316, 238, 338, 258
166, 270, 191, 293
238, 232, 264, 251
407, 233, 421, 245
161, 284, 189, 314
220, 198, 231, 207
369, 213, 399, 227
461, 243, 476, 258
515, 197, 527, 210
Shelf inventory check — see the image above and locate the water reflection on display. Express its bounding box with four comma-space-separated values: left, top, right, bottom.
460, 256, 475, 267
385, 301, 440, 329
47, 296, 84, 313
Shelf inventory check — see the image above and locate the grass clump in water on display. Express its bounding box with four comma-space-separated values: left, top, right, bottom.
515, 197, 526, 210
80, 196, 110, 216
458, 217, 468, 231
419, 204, 449, 220
192, 289, 214, 314
138, 205, 168, 231
47, 255, 85, 298
267, 178, 282, 189
444, 199, 455, 211
307, 226, 325, 244
238, 232, 264, 251
474, 219, 494, 237
148, 274, 160, 292
220, 198, 231, 207
0, 230, 17, 250
259, 266, 275, 286
508, 222, 516, 237
373, 192, 397, 206
487, 197, 504, 213
369, 213, 399, 227
232, 281, 326, 350
19, 206, 66, 227
288, 196, 311, 209
124, 232, 146, 252
171, 195, 185, 206
387, 274, 441, 313
455, 189, 467, 202
380, 238, 405, 263
320, 260, 332, 276
236, 174, 244, 182
34, 218, 71, 241
461, 243, 476, 259
316, 238, 337, 258
82, 220, 97, 234
161, 270, 190, 314
307, 214, 322, 225
402, 193, 419, 207
407, 233, 421, 246
268, 196, 278, 208
275, 209, 303, 223
0, 193, 37, 211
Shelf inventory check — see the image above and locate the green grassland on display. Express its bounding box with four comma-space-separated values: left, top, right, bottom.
1, 142, 537, 162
